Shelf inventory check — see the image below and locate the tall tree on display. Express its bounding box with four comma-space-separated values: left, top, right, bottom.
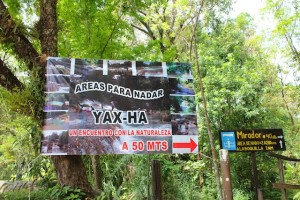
195, 12, 299, 198
265, 0, 300, 67
264, 0, 300, 147
190, 1, 225, 199
0, 0, 94, 197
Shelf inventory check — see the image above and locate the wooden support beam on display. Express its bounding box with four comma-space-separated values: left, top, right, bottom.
268, 152, 300, 162
152, 160, 163, 200
273, 183, 300, 190
277, 158, 287, 200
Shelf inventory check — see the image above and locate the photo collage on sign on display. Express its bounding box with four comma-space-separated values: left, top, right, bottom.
42, 58, 71, 155
167, 62, 197, 136
41, 58, 197, 155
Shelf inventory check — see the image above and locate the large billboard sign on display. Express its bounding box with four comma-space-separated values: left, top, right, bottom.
41, 57, 198, 155
219, 129, 286, 152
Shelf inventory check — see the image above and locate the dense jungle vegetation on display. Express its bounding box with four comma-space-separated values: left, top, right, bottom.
0, 0, 299, 199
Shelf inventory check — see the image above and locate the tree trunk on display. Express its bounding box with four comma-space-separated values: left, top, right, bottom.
190, 2, 224, 199
0, 0, 40, 70
39, 0, 94, 197
0, 59, 24, 91
52, 156, 94, 196
0, 0, 95, 196
39, 0, 58, 57
91, 155, 102, 193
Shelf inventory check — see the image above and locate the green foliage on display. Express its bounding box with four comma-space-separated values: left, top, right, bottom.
0, 83, 45, 180
92, 154, 214, 199
0, 189, 50, 200
160, 156, 197, 199
96, 155, 149, 199
194, 9, 300, 199
0, 186, 86, 200
47, 185, 86, 200
264, 0, 300, 71
233, 188, 251, 200
198, 21, 272, 129
294, 191, 300, 200
57, 0, 134, 59
2, 0, 21, 21
0, 114, 36, 179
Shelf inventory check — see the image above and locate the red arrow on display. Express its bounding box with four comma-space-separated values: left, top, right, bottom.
173, 138, 198, 152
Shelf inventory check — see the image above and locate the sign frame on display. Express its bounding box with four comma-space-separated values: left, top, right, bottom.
41, 57, 198, 155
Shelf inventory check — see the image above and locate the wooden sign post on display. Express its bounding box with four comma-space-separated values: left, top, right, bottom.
219, 129, 286, 199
